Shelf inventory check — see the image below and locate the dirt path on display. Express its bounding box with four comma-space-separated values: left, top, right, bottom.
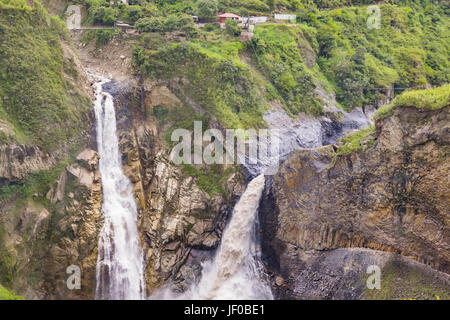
70, 30, 138, 83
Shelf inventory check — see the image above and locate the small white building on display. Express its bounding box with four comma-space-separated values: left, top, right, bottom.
111, 0, 128, 4
242, 16, 268, 24
274, 14, 297, 21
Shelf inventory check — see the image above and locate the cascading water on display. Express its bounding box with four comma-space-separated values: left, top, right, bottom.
149, 174, 273, 300
89, 71, 370, 300
92, 75, 146, 300
190, 174, 273, 299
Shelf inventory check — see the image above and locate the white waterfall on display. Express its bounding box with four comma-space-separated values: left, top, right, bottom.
188, 174, 273, 300
92, 76, 146, 300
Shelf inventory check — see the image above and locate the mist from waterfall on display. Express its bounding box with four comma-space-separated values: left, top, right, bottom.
92, 76, 146, 300
152, 174, 273, 300
191, 174, 272, 299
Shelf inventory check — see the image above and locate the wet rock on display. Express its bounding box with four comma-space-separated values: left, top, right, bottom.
0, 144, 56, 181
261, 106, 450, 299
110, 83, 246, 294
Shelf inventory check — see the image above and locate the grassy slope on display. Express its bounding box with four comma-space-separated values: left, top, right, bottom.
374, 84, 450, 119
0, 0, 91, 151
0, 285, 24, 300
364, 260, 450, 300
250, 2, 448, 112
335, 84, 449, 156
0, 1, 92, 294
133, 40, 266, 130
130, 0, 448, 122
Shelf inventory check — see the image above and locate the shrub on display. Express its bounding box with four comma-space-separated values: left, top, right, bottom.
92, 6, 117, 25
336, 124, 375, 155
0, 285, 24, 300
0, 1, 91, 150
250, 25, 323, 116
136, 17, 165, 32
95, 29, 121, 47
204, 23, 215, 31
135, 14, 195, 33
196, 0, 218, 19
225, 19, 242, 37
374, 85, 450, 120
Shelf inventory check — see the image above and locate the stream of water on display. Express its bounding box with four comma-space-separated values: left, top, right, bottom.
92, 76, 146, 300
188, 174, 273, 299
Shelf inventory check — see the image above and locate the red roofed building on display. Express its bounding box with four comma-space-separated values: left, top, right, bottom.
218, 13, 241, 24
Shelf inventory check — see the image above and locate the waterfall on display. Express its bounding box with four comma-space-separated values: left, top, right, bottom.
92, 76, 146, 300
186, 174, 273, 300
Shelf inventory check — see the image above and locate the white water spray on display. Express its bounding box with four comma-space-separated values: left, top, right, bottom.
92, 76, 145, 300
193, 174, 272, 299
168, 174, 272, 300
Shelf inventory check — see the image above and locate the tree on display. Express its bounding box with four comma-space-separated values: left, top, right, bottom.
135, 17, 164, 32
196, 0, 218, 19
225, 18, 241, 37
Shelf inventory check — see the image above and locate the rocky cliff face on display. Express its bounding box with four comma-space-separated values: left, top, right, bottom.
261, 105, 450, 299
0, 148, 102, 299
0, 145, 56, 182
105, 81, 246, 295
0, 17, 100, 298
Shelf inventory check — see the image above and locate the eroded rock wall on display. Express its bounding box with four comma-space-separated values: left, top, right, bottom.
108, 82, 246, 294
261, 106, 450, 299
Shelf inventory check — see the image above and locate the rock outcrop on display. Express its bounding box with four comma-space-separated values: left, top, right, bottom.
0, 144, 56, 182
261, 105, 450, 299
0, 148, 102, 299
106, 82, 246, 294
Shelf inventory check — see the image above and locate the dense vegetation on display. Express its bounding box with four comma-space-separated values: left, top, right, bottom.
375, 84, 450, 119
124, 0, 449, 121
0, 284, 24, 300
335, 124, 375, 155
249, 1, 449, 113
250, 24, 324, 116
133, 40, 266, 129
0, 0, 91, 150
335, 84, 449, 156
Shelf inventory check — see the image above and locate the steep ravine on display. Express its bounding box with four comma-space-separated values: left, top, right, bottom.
260, 105, 450, 299
1, 2, 448, 299
102, 80, 247, 295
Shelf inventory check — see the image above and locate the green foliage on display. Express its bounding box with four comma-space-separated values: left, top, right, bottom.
225, 18, 241, 37
92, 5, 117, 25
0, 158, 71, 202
204, 23, 216, 31
0, 224, 16, 288
80, 28, 121, 48
196, 0, 218, 19
182, 164, 236, 196
50, 15, 70, 41
374, 85, 450, 120
78, 1, 449, 113
250, 24, 323, 116
135, 14, 194, 33
310, 3, 449, 110
133, 41, 265, 130
364, 260, 450, 300
336, 124, 375, 155
153, 105, 169, 123
0, 0, 30, 10
95, 29, 122, 47
0, 285, 24, 300
0, 1, 91, 150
